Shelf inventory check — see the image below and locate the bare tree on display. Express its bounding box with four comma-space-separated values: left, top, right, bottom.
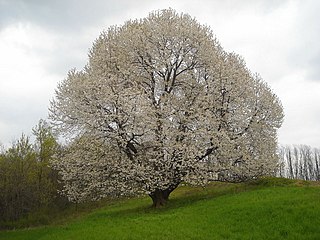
278, 145, 320, 180
50, 9, 284, 207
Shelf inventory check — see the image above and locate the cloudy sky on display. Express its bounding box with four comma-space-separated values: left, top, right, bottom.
0, 0, 319, 148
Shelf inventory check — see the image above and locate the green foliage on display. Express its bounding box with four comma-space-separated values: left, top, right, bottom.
0, 134, 38, 221
1, 179, 320, 239
32, 120, 61, 206
0, 120, 65, 225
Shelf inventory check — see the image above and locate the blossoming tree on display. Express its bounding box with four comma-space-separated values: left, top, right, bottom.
50, 9, 284, 207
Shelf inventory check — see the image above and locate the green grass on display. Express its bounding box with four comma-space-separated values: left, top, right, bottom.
1, 178, 320, 240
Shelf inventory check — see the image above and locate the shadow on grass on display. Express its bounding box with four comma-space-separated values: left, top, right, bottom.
96, 177, 317, 219
100, 181, 248, 219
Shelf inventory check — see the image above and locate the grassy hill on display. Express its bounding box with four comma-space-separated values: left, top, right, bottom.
1, 178, 320, 240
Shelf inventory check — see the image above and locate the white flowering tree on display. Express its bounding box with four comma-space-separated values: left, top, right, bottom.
50, 9, 284, 207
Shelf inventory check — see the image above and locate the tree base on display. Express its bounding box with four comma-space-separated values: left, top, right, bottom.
149, 183, 180, 208
149, 189, 169, 208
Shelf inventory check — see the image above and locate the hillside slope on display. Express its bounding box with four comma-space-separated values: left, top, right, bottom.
1, 178, 320, 240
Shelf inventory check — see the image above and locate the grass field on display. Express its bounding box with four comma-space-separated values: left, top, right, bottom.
1, 178, 320, 240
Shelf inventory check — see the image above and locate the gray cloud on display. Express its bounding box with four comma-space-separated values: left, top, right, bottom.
0, 0, 154, 33
0, 0, 153, 76
0, 94, 49, 146
285, 1, 320, 82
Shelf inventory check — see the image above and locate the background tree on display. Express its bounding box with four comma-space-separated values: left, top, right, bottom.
0, 120, 61, 223
32, 120, 60, 206
50, 9, 283, 207
0, 134, 37, 221
278, 145, 320, 180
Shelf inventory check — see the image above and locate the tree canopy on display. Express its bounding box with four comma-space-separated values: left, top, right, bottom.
50, 9, 283, 207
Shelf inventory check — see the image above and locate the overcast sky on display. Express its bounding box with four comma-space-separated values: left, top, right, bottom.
0, 0, 319, 148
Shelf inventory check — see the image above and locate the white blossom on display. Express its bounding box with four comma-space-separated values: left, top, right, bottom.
49, 9, 283, 205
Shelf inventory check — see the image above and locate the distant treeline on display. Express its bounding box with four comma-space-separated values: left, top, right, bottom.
277, 145, 320, 181
0, 120, 68, 228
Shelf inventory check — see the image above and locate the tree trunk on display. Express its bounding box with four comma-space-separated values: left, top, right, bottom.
149, 183, 180, 208
149, 189, 168, 208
